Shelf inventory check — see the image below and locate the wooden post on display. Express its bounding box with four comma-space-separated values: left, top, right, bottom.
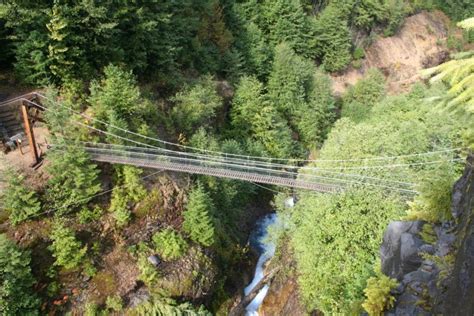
21, 101, 40, 166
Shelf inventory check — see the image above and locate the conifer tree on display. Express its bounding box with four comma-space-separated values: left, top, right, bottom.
49, 220, 87, 270
46, 143, 101, 212
2, 169, 41, 225
268, 43, 314, 121
312, 4, 352, 72
231, 75, 266, 137
296, 69, 336, 148
182, 184, 216, 247
260, 0, 315, 58
0, 234, 40, 315
171, 76, 223, 136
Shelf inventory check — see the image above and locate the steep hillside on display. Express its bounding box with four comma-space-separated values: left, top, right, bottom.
332, 11, 450, 95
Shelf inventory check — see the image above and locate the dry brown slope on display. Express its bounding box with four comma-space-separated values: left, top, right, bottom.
331, 11, 450, 95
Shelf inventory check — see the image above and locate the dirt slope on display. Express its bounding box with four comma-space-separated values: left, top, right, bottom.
331, 11, 450, 95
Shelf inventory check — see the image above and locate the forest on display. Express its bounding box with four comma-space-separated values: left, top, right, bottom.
0, 0, 473, 315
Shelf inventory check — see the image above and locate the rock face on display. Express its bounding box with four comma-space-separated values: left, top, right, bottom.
440, 154, 474, 315
331, 11, 450, 95
381, 221, 426, 280
381, 155, 474, 315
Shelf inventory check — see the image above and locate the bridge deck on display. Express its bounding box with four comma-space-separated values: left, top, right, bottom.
89, 153, 340, 193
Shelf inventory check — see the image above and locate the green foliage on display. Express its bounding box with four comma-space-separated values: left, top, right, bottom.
171, 76, 223, 136
353, 47, 366, 60
106, 295, 123, 312
182, 184, 216, 247
0, 234, 40, 315
137, 248, 159, 286
152, 228, 188, 261
312, 4, 352, 72
84, 302, 99, 316
290, 83, 463, 314
231, 75, 266, 137
268, 43, 314, 120
109, 187, 131, 227
296, 69, 336, 148
78, 206, 103, 224
48, 220, 87, 270
89, 65, 141, 125
46, 144, 101, 213
422, 50, 474, 114
419, 223, 437, 244
362, 263, 398, 316
260, 0, 315, 58
129, 296, 211, 316
344, 69, 386, 106
2, 169, 41, 225
406, 164, 458, 223
290, 189, 403, 314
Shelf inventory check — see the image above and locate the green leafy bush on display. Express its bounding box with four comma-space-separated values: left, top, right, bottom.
49, 220, 87, 270
290, 189, 403, 314
2, 169, 41, 225
182, 184, 216, 247
129, 296, 211, 315
106, 295, 123, 312
78, 206, 103, 224
0, 234, 40, 315
362, 264, 398, 316
406, 164, 458, 223
152, 228, 188, 261
343, 69, 386, 107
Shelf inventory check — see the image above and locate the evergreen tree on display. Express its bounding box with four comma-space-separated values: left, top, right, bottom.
241, 22, 273, 79
252, 105, 298, 158
171, 76, 223, 136
231, 75, 266, 137
313, 4, 352, 72
48, 220, 87, 270
296, 69, 336, 148
260, 0, 315, 58
2, 169, 41, 225
46, 143, 101, 212
89, 64, 141, 125
182, 184, 216, 247
0, 234, 40, 315
268, 43, 314, 121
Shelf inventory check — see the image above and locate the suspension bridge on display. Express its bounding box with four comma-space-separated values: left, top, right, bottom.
0, 92, 464, 195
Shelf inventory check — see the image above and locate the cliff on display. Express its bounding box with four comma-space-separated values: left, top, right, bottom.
381, 155, 474, 315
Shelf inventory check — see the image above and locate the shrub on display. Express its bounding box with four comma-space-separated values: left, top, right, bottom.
362, 264, 398, 316
343, 69, 386, 107
78, 206, 103, 224
49, 220, 87, 270
0, 234, 40, 315
353, 47, 366, 60
406, 164, 458, 223
106, 295, 123, 312
291, 189, 403, 314
109, 187, 131, 227
152, 228, 188, 261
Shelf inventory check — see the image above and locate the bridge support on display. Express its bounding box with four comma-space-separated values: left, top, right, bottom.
21, 101, 40, 167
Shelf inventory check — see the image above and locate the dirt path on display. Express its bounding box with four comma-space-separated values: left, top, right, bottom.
331, 11, 451, 95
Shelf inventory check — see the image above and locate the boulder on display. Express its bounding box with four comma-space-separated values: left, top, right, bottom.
381, 221, 426, 280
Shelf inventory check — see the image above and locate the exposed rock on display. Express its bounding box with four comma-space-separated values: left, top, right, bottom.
381, 220, 426, 280
331, 11, 450, 95
438, 155, 474, 315
147, 255, 161, 267
381, 155, 474, 315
